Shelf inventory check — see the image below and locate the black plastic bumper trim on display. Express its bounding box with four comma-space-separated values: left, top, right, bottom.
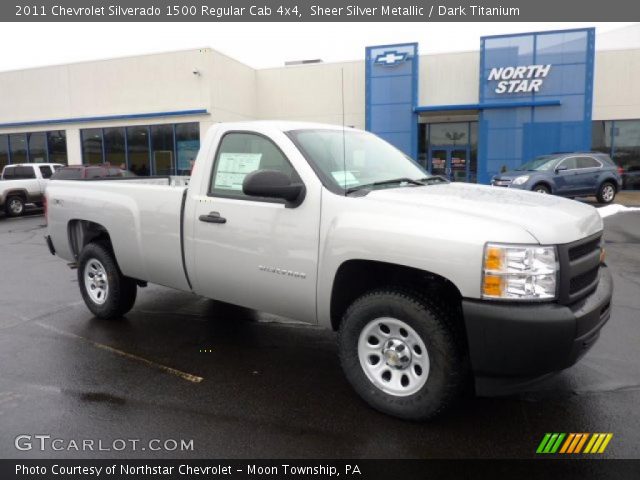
463, 266, 613, 381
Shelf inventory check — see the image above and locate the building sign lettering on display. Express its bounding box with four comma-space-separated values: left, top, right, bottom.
488, 64, 552, 94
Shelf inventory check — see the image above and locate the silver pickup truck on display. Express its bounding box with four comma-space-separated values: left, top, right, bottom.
1, 163, 62, 217
44, 121, 613, 420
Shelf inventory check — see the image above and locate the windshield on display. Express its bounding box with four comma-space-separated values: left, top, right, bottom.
515, 155, 561, 171
287, 129, 429, 192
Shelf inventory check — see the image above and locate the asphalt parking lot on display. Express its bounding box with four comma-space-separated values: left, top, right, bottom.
0, 207, 639, 459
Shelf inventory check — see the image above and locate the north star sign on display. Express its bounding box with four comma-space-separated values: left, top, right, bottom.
488, 64, 552, 94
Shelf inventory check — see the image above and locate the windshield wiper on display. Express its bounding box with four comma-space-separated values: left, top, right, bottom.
346, 177, 425, 194
418, 176, 448, 184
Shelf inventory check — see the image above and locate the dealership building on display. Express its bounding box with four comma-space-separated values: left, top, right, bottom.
1, 24, 639, 188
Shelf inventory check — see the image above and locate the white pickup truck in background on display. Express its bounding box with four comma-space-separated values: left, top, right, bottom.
1, 163, 62, 217
44, 121, 613, 420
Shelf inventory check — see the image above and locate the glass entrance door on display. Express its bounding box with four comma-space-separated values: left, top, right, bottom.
429, 146, 470, 182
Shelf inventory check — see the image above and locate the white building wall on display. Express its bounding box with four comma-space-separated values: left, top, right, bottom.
256, 61, 365, 128
593, 49, 640, 120
418, 51, 480, 107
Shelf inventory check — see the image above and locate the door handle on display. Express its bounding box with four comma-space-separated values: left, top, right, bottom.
199, 211, 226, 224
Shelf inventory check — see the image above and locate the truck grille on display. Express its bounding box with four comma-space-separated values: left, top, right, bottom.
568, 237, 601, 262
570, 266, 600, 294
557, 232, 602, 305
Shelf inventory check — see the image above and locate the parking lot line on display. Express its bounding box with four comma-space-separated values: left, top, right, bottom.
35, 321, 204, 384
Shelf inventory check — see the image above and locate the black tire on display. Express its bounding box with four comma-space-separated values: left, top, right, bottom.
532, 183, 550, 194
4, 195, 25, 217
77, 242, 137, 319
596, 181, 616, 204
338, 288, 467, 421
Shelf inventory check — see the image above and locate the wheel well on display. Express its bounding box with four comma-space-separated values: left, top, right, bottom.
330, 260, 462, 331
5, 190, 28, 200
68, 220, 113, 260
532, 181, 551, 192
600, 178, 619, 192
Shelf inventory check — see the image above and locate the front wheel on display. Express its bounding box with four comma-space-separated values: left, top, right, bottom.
338, 288, 467, 420
5, 196, 25, 217
532, 184, 550, 194
78, 242, 137, 319
596, 182, 616, 204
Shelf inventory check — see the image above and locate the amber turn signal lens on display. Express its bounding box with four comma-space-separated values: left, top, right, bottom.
483, 274, 504, 297
484, 246, 504, 271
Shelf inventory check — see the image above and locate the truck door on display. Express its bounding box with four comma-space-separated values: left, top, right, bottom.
190, 131, 320, 323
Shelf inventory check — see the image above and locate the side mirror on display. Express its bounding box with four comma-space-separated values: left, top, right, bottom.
242, 170, 305, 207
555, 165, 568, 173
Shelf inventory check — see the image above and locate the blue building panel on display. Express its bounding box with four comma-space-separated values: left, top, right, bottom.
366, 43, 418, 159
478, 28, 595, 183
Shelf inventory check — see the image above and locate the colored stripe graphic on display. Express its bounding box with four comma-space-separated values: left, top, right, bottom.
536, 433, 552, 454
574, 433, 588, 453
537, 433, 613, 454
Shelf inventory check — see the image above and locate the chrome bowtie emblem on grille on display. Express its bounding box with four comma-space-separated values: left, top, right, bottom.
258, 265, 306, 279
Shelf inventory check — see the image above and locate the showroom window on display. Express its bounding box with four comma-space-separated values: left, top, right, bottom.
151, 124, 174, 176
0, 135, 8, 172
103, 127, 126, 168
127, 126, 151, 176
27, 132, 48, 163
0, 131, 68, 165
47, 131, 68, 164
175, 123, 200, 175
592, 119, 640, 190
80, 122, 199, 175
9, 134, 27, 163
81, 128, 104, 165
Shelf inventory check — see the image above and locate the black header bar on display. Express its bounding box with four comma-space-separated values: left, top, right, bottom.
3, 0, 640, 22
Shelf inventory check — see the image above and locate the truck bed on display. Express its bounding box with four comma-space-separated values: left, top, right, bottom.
46, 177, 192, 292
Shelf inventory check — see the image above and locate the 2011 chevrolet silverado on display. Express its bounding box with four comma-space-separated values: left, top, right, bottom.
44, 121, 613, 420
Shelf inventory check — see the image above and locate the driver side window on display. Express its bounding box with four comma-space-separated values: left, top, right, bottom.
209, 132, 299, 200
558, 157, 577, 170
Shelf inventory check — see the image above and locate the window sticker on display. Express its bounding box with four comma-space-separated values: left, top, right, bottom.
331, 170, 359, 187
214, 152, 262, 190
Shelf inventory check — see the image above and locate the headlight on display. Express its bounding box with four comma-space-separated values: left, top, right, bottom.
482, 243, 558, 300
512, 175, 530, 185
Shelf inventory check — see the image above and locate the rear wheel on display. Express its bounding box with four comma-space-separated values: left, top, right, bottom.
78, 242, 137, 319
5, 196, 25, 217
338, 288, 467, 420
533, 184, 550, 194
596, 182, 616, 204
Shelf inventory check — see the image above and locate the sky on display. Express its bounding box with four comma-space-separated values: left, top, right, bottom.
0, 22, 636, 72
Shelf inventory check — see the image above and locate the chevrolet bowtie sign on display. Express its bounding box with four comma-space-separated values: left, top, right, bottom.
375, 51, 408, 66
488, 64, 552, 94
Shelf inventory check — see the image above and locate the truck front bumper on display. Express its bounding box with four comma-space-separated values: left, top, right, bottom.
462, 266, 613, 395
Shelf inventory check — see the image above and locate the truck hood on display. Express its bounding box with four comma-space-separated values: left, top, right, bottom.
365, 182, 602, 244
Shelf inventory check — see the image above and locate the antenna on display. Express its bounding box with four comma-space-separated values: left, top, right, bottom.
341, 67, 347, 195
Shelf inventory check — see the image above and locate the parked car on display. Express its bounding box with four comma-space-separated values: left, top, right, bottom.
45, 122, 612, 420
0, 163, 62, 217
491, 152, 622, 203
51, 164, 135, 180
